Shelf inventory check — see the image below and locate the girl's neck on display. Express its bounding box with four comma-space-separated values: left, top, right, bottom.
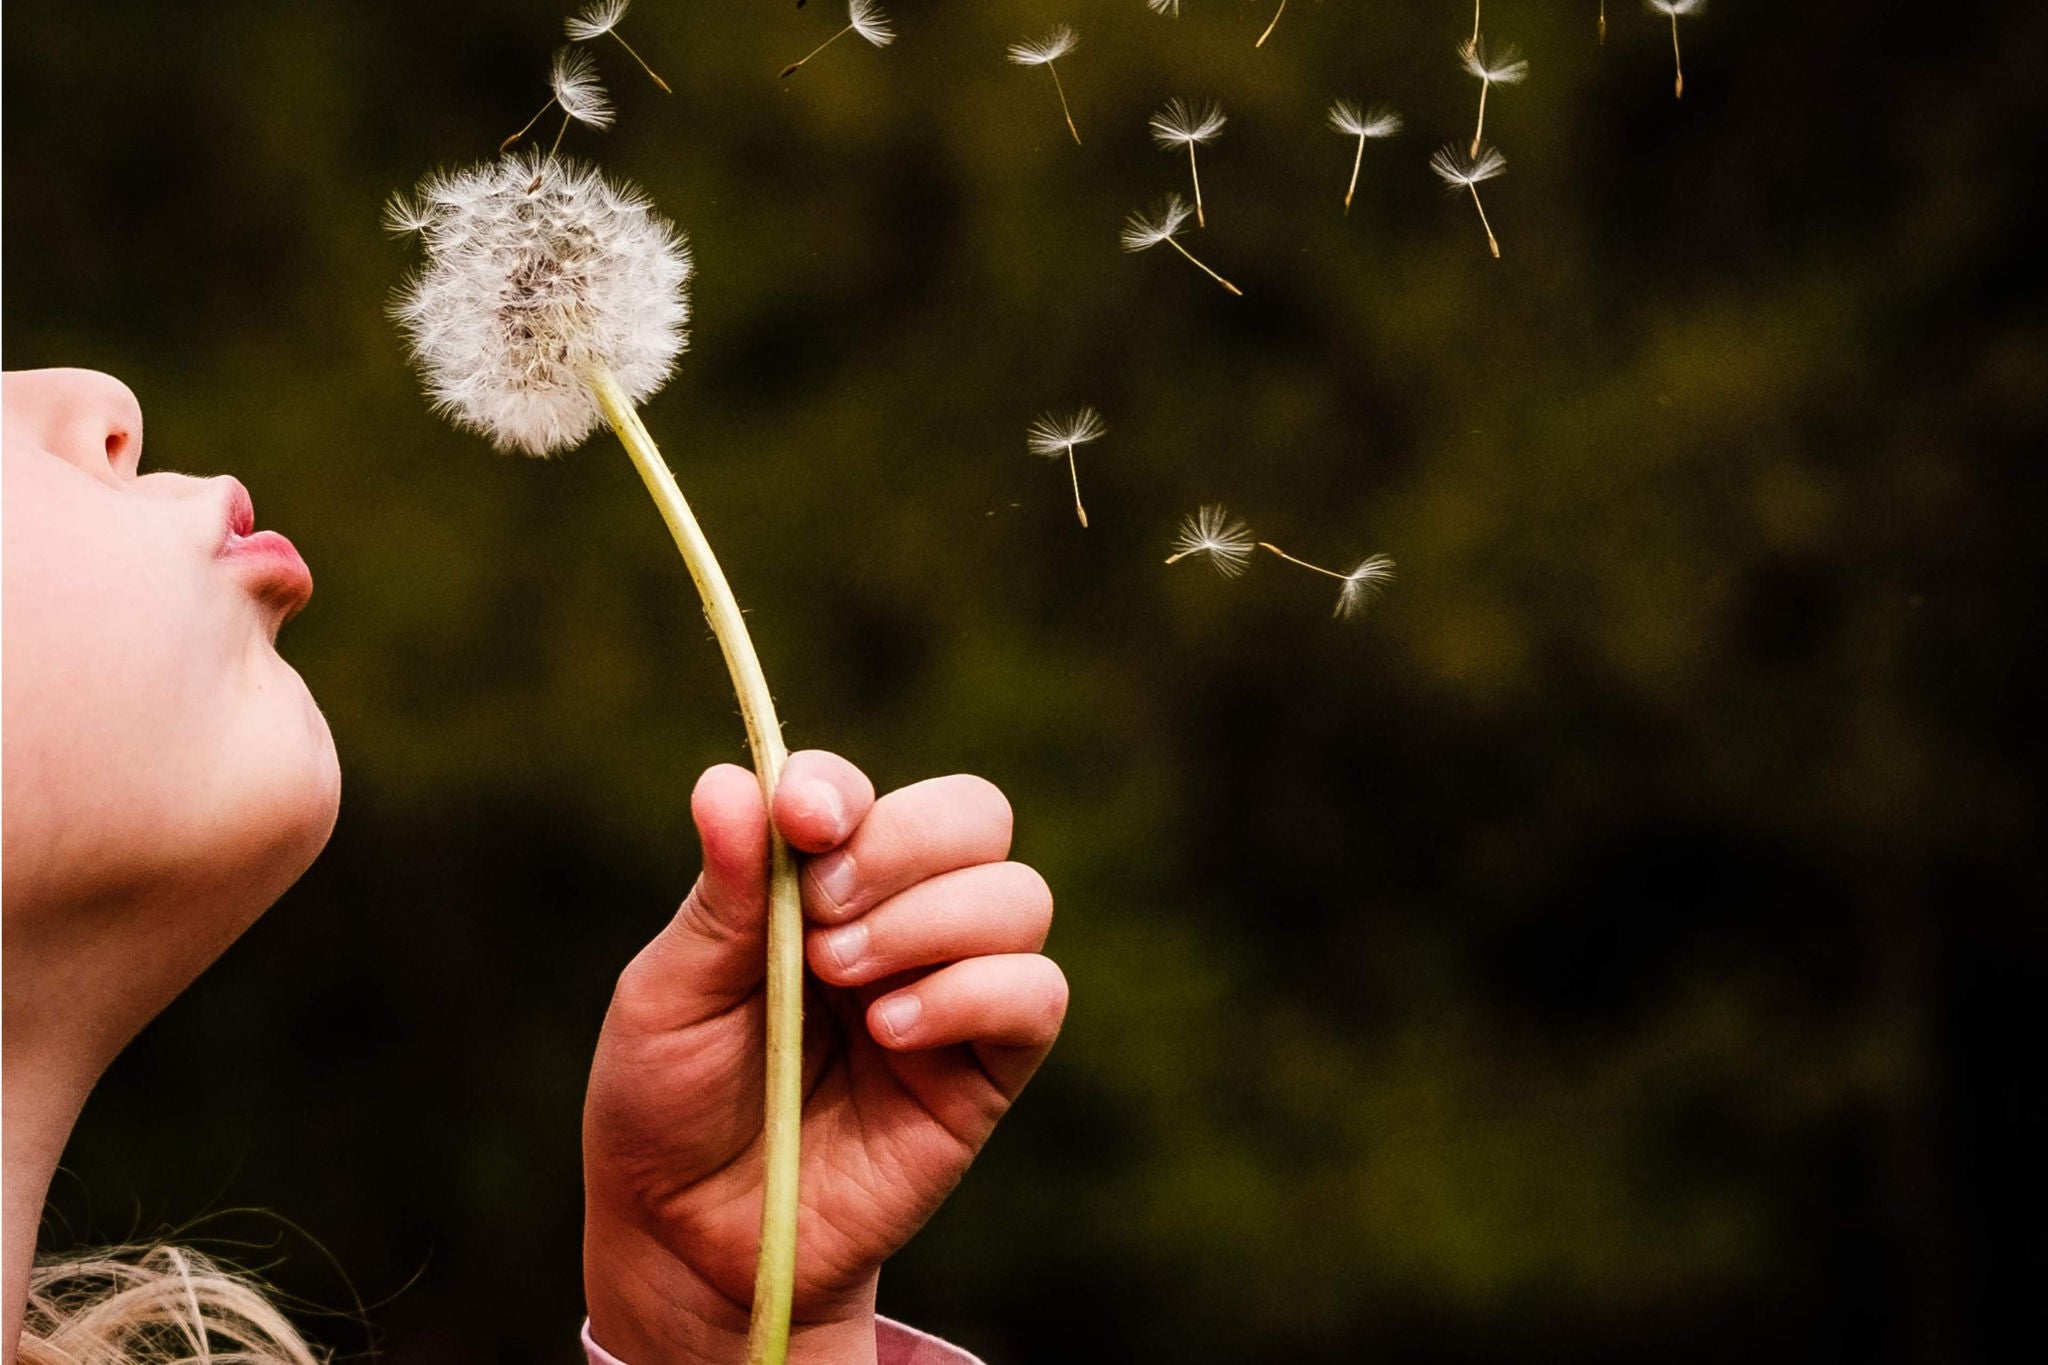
3, 1030, 98, 1363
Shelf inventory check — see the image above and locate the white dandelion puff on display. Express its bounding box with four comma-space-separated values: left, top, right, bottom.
386, 151, 691, 456
1647, 0, 1707, 98
1007, 26, 1083, 146
1334, 554, 1396, 620
1327, 100, 1402, 213
1165, 505, 1257, 579
1121, 194, 1242, 295
1026, 406, 1106, 527
1430, 142, 1507, 258
564, 0, 672, 94
781, 0, 894, 77
1460, 39, 1528, 156
1147, 0, 1181, 16
1149, 97, 1226, 226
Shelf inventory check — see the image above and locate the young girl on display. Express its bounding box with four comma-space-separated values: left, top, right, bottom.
1, 367, 1068, 1364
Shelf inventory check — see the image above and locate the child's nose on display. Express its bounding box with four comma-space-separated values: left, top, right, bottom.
4, 367, 145, 479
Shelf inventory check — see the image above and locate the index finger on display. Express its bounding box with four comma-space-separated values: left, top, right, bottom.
772, 749, 878, 854
803, 774, 1013, 925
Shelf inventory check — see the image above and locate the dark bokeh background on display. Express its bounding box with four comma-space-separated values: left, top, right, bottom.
8, 1, 2046, 1360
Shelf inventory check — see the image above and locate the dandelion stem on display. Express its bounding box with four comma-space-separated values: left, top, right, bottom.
584, 365, 804, 1365
1256, 0, 1287, 48
1258, 542, 1348, 581
1188, 144, 1206, 227
1471, 0, 1482, 51
1047, 63, 1082, 146
781, 24, 850, 78
1469, 184, 1500, 258
1671, 14, 1685, 98
1064, 447, 1089, 527
500, 96, 554, 152
610, 29, 673, 94
548, 111, 572, 160
1167, 236, 1242, 295
1600, 2, 1608, 45
1345, 134, 1365, 213
1471, 80, 1489, 159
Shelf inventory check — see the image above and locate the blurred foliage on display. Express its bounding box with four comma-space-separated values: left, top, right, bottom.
7, 1, 2046, 1361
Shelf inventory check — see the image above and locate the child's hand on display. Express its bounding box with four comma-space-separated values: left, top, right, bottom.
583, 752, 1066, 1365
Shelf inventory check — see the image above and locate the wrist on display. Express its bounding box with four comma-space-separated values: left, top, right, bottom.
585, 1217, 879, 1365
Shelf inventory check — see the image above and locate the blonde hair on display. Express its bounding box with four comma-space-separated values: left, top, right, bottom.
19, 1246, 322, 1365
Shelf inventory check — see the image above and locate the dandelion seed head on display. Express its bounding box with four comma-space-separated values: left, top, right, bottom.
1169, 505, 1257, 579
1647, 0, 1707, 15
1334, 554, 1396, 620
1430, 143, 1507, 189
1120, 194, 1193, 252
1026, 406, 1106, 458
1460, 40, 1530, 84
1329, 100, 1403, 139
550, 46, 615, 130
849, 0, 896, 48
1147, 0, 1182, 16
387, 152, 692, 457
1149, 97, 1226, 149
564, 0, 630, 42
1007, 25, 1078, 66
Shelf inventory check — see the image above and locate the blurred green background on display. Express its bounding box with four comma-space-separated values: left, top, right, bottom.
8, 1, 2045, 1360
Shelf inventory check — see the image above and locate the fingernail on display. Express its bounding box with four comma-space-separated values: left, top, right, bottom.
812, 852, 857, 910
802, 781, 845, 835
820, 921, 867, 975
875, 994, 921, 1043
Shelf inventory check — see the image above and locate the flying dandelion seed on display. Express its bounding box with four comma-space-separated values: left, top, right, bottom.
1165, 504, 1257, 578
1460, 39, 1528, 157
1647, 0, 1706, 98
1327, 100, 1402, 214
1256, 540, 1396, 621
1026, 406, 1106, 527
780, 0, 895, 78
1254, 0, 1299, 49
1430, 142, 1507, 259
1121, 194, 1243, 295
1147, 0, 1182, 16
500, 46, 615, 178
1333, 555, 1397, 620
564, 0, 672, 94
1149, 97, 1226, 227
1469, 0, 1483, 53
1007, 26, 1083, 146
386, 150, 812, 1365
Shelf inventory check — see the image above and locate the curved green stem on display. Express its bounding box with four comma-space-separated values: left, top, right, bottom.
585, 365, 802, 1365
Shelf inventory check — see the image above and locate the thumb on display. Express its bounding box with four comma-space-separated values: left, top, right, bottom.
624, 764, 772, 1027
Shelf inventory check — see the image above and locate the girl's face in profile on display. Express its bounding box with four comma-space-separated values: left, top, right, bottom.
1, 368, 339, 935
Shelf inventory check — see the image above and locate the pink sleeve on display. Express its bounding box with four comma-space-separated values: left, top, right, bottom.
581, 1316, 987, 1365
